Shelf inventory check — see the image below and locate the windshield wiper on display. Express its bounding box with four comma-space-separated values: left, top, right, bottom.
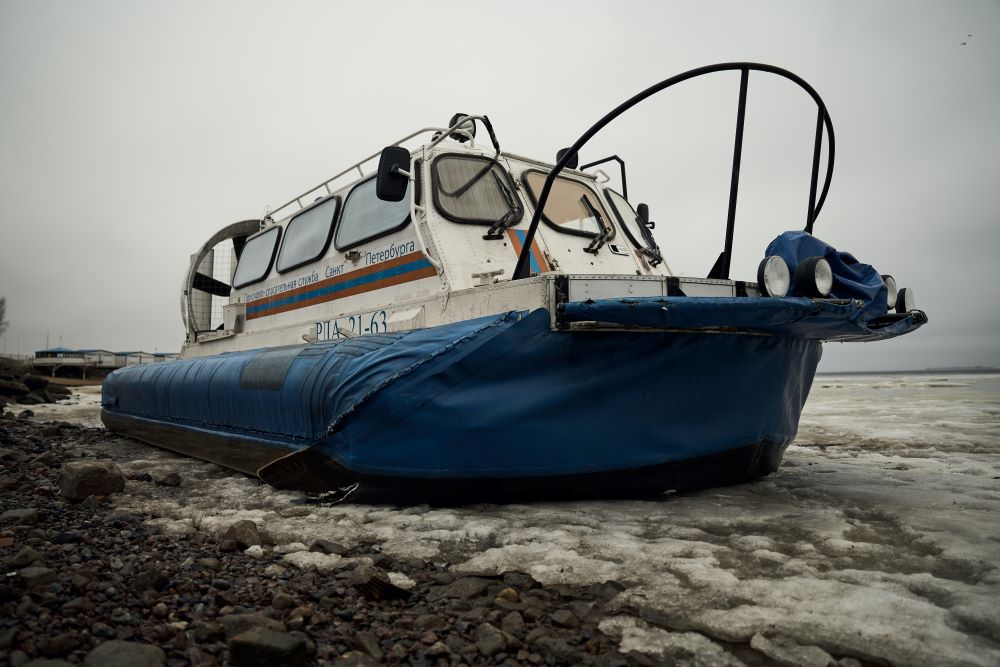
580, 196, 611, 254
484, 171, 523, 240
632, 214, 664, 266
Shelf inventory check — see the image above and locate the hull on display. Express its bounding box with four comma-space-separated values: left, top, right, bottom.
102, 307, 824, 502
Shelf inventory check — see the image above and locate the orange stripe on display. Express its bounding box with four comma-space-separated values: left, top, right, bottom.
635, 250, 651, 274
530, 242, 550, 273
245, 252, 435, 321
249, 252, 421, 309
506, 229, 524, 256
506, 229, 549, 274
248, 265, 437, 319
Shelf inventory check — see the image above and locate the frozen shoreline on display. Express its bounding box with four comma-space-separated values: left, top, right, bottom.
22, 374, 1000, 665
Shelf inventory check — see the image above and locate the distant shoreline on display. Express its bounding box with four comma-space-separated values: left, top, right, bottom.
817, 368, 999, 376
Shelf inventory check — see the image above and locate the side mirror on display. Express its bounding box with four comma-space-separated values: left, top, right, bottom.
637, 203, 655, 229
376, 146, 411, 202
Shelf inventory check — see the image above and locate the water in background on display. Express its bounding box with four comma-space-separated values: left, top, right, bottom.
799, 372, 1000, 453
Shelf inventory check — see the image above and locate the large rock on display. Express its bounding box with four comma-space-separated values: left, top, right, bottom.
222, 520, 261, 550
60, 461, 125, 501
229, 627, 307, 667
22, 375, 49, 391
83, 640, 165, 667
0, 379, 29, 398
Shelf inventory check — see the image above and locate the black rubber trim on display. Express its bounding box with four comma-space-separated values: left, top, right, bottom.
259, 439, 789, 505
333, 175, 412, 252
521, 168, 601, 239
232, 226, 282, 289
275, 195, 341, 274
430, 153, 522, 227
666, 277, 686, 296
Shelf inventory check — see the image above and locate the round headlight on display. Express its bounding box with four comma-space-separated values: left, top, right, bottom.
757, 256, 790, 297
896, 287, 917, 313
794, 256, 834, 297
881, 274, 898, 309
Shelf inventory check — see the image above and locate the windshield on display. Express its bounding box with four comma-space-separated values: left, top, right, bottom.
432, 155, 521, 226
523, 171, 610, 238
606, 189, 652, 250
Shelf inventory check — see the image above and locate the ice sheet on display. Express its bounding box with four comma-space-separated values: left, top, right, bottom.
37, 374, 1000, 665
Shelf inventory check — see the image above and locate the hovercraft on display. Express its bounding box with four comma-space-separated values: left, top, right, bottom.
101, 63, 926, 503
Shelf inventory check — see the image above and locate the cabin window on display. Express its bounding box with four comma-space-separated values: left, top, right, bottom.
606, 189, 654, 251
523, 170, 610, 238
276, 196, 339, 273
232, 226, 281, 289
334, 176, 410, 250
432, 155, 522, 226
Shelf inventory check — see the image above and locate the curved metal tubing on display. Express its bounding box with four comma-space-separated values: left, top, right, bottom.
512, 62, 836, 280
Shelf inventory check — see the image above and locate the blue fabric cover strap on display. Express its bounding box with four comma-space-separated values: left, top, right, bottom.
559, 296, 925, 341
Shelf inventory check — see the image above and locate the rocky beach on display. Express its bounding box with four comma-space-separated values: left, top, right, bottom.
2, 373, 999, 666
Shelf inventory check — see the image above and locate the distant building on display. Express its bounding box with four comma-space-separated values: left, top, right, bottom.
33, 347, 178, 379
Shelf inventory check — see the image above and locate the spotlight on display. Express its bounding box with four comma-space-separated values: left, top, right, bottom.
881, 274, 898, 309
756, 256, 790, 297
794, 256, 834, 297
896, 287, 917, 313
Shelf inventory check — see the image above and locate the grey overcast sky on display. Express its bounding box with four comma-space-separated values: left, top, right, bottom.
1, 0, 997, 371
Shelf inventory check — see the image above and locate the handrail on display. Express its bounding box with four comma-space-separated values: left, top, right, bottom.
579, 155, 628, 199
513, 62, 836, 281
266, 119, 482, 223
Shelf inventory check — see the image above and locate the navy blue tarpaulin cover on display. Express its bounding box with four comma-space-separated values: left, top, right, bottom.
103, 309, 823, 484
766, 231, 888, 319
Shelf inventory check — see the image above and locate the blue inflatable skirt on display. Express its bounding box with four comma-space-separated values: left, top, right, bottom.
101, 298, 923, 503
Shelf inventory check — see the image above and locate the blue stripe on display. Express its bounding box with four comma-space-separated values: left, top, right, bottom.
247, 257, 433, 316
513, 230, 539, 274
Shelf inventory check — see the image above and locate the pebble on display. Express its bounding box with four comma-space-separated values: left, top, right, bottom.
60, 597, 95, 613
309, 538, 348, 555
333, 650, 381, 666
496, 586, 520, 603
229, 627, 307, 667
222, 520, 261, 549
197, 556, 222, 571
436, 576, 492, 599
220, 613, 285, 640
82, 640, 166, 667
502, 610, 526, 636
7, 546, 43, 568
17, 566, 57, 589
551, 609, 581, 628
353, 630, 383, 661
0, 508, 40, 524
475, 622, 508, 657
154, 472, 182, 487
41, 633, 80, 657
59, 460, 125, 501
